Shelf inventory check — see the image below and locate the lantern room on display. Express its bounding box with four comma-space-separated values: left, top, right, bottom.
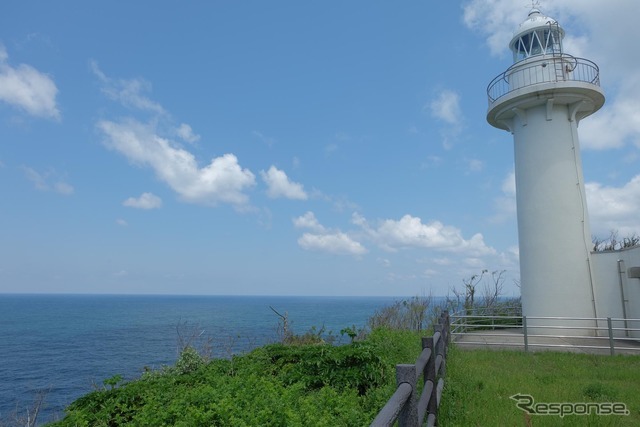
509, 9, 564, 62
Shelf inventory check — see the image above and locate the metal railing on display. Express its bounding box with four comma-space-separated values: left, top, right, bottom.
451, 312, 640, 355
371, 311, 450, 427
487, 55, 601, 103
450, 304, 522, 334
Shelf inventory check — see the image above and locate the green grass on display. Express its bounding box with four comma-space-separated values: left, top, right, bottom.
439, 346, 640, 426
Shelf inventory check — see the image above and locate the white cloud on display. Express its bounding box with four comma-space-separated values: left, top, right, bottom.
298, 232, 367, 256
90, 60, 165, 114
351, 212, 367, 228
54, 182, 74, 195
429, 90, 462, 125
355, 213, 496, 256
260, 165, 308, 200
0, 43, 60, 120
325, 143, 338, 156
123, 192, 163, 209
501, 170, 516, 195
421, 155, 443, 170
329, 194, 360, 213
377, 258, 391, 267
23, 166, 47, 190
252, 130, 275, 147
462, 0, 527, 57
464, 257, 486, 268
93, 66, 254, 208
116, 219, 128, 226
293, 211, 326, 233
22, 166, 74, 195
466, 158, 484, 173
294, 211, 366, 256
586, 175, 640, 238
176, 123, 200, 144
98, 118, 255, 208
428, 89, 463, 149
579, 81, 640, 150
491, 171, 516, 223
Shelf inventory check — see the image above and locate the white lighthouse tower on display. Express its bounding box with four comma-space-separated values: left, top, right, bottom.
486, 8, 605, 331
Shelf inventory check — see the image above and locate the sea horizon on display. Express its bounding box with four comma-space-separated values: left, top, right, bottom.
0, 292, 429, 298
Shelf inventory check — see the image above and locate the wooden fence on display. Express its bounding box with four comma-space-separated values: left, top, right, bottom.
370, 311, 450, 427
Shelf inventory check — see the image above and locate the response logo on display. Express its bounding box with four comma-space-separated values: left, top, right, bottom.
510, 394, 630, 418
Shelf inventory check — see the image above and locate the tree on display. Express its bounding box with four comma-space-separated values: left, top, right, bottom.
593, 230, 640, 251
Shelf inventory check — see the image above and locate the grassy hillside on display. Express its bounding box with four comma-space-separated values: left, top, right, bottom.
47, 327, 424, 426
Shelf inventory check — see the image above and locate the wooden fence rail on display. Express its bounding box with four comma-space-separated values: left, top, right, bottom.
371, 311, 450, 427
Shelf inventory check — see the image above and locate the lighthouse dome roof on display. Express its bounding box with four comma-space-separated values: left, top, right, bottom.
509, 8, 565, 59
514, 9, 560, 36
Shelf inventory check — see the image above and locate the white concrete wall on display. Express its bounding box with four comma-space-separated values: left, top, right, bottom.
592, 246, 640, 338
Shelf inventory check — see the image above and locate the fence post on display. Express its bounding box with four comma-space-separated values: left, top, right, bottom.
442, 311, 450, 357
607, 317, 615, 356
424, 336, 437, 423
523, 316, 529, 352
434, 324, 445, 378
396, 364, 417, 427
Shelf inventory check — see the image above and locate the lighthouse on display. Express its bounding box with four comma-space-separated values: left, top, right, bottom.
486, 9, 605, 331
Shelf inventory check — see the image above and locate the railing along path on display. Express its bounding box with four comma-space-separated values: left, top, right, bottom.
371, 311, 450, 427
451, 311, 640, 356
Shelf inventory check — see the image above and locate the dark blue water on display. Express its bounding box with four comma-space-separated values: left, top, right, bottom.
0, 294, 401, 424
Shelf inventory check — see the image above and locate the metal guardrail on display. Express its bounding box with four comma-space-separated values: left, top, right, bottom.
451, 313, 640, 355
371, 311, 450, 427
487, 54, 601, 103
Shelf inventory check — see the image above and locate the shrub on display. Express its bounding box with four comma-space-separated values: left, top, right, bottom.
175, 346, 205, 375
48, 325, 425, 426
263, 342, 386, 395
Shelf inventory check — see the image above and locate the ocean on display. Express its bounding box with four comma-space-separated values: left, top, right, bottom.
0, 294, 403, 425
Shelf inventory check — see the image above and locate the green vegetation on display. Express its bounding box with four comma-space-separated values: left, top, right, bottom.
47, 327, 425, 426
439, 346, 640, 426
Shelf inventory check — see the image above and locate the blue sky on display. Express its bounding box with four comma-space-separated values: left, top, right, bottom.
1, 1, 639, 296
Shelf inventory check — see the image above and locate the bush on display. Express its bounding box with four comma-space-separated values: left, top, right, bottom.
175, 346, 205, 375
48, 325, 425, 427
262, 342, 386, 395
